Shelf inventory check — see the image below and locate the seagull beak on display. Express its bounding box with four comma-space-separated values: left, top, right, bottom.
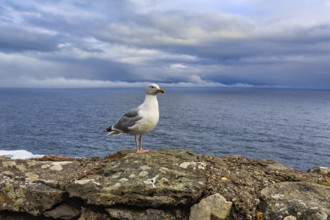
157, 88, 165, 93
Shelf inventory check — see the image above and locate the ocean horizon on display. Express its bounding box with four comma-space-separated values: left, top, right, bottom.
0, 87, 329, 171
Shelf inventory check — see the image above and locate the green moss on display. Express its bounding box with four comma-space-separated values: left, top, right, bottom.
318, 182, 330, 186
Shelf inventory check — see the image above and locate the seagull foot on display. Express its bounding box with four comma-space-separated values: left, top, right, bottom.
137, 149, 149, 154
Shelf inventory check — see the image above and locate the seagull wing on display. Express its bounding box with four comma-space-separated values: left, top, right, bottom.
107, 108, 142, 134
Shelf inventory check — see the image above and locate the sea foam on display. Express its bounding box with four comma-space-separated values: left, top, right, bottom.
0, 150, 43, 159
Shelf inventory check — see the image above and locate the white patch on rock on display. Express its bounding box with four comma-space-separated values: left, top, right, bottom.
139, 171, 149, 177
271, 194, 283, 199
103, 183, 122, 192
111, 172, 122, 179
49, 162, 72, 171
140, 165, 151, 170
74, 179, 100, 186
111, 162, 121, 168
2, 170, 14, 177
25, 172, 39, 182
179, 161, 206, 170
180, 161, 196, 169
144, 175, 159, 188
41, 163, 51, 169
3, 161, 16, 167
159, 167, 170, 174
119, 178, 129, 183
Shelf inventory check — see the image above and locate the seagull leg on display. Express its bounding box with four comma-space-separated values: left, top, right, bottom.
135, 135, 139, 152
139, 134, 143, 151
137, 134, 149, 153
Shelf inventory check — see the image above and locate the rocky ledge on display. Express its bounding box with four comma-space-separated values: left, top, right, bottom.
0, 149, 329, 220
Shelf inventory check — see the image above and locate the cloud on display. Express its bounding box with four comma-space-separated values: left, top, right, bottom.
0, 76, 262, 89
1, 0, 330, 88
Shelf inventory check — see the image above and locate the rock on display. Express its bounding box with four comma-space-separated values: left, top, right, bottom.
0, 212, 49, 220
189, 193, 232, 220
203, 155, 325, 219
43, 201, 81, 219
0, 149, 328, 219
0, 175, 65, 216
308, 166, 330, 175
283, 216, 297, 220
307, 166, 330, 187
107, 207, 188, 220
66, 149, 206, 207
78, 207, 109, 220
260, 182, 330, 220
0, 156, 96, 216
0, 157, 96, 189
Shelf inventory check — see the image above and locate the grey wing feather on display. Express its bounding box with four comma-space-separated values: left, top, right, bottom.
112, 109, 142, 133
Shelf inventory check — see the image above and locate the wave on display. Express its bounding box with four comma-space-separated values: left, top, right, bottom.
0, 150, 43, 159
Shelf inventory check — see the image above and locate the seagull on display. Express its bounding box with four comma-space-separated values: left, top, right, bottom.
106, 83, 165, 153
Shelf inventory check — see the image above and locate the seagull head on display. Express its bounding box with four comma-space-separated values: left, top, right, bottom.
145, 83, 165, 95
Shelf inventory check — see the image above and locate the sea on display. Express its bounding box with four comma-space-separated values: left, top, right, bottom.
0, 87, 329, 171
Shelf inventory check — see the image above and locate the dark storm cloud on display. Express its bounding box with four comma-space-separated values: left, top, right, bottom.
0, 24, 60, 52
0, 0, 330, 88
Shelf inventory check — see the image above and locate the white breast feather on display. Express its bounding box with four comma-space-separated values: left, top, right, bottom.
127, 95, 159, 134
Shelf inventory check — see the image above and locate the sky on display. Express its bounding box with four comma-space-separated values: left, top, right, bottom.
1, 0, 330, 88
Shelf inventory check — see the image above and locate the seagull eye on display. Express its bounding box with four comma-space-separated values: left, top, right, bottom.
150, 86, 155, 89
